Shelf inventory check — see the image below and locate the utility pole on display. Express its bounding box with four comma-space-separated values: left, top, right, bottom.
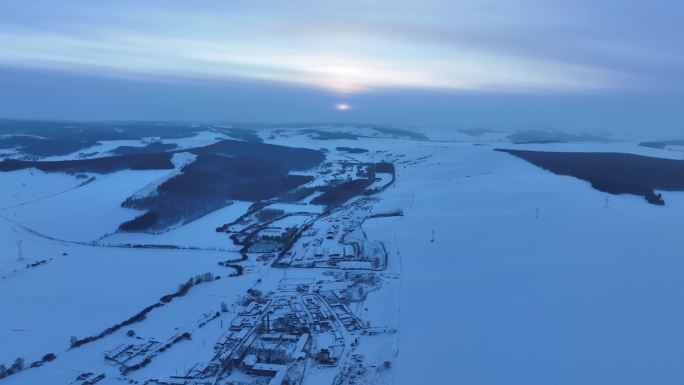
430, 229, 435, 243
535, 208, 540, 220
16, 240, 24, 262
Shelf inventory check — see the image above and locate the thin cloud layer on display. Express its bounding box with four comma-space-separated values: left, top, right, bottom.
1, 0, 680, 94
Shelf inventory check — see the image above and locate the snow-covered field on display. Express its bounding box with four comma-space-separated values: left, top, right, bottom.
100, 200, 252, 249
0, 169, 85, 210
374, 143, 684, 385
1, 170, 170, 242
2, 125, 684, 385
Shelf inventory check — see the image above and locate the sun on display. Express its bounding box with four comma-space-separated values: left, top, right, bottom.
335, 103, 351, 111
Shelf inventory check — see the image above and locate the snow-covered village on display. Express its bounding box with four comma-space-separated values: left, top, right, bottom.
2, 1, 684, 384
2, 122, 684, 385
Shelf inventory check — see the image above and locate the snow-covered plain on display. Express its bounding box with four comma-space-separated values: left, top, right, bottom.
1, 170, 171, 242
100, 200, 252, 249
370, 142, 684, 385
2, 126, 684, 385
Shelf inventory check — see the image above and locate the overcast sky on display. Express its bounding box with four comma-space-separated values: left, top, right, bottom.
0, 0, 682, 136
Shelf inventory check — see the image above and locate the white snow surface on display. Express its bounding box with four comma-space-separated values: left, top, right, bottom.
1, 169, 171, 242
369, 143, 684, 385
101, 200, 252, 249
2, 127, 684, 385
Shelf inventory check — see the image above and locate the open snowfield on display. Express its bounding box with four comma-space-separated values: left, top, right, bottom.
0, 215, 254, 365
2, 126, 684, 384
0, 169, 84, 210
1, 169, 171, 242
369, 141, 684, 385
100, 200, 253, 249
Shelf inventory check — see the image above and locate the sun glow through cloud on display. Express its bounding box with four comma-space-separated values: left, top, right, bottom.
0, 0, 680, 104
0, 0, 659, 95
335, 103, 351, 111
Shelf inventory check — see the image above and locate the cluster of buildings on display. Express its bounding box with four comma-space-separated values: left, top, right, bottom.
101, 160, 393, 385
70, 372, 105, 385
104, 337, 160, 374
275, 219, 386, 271
165, 277, 365, 385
